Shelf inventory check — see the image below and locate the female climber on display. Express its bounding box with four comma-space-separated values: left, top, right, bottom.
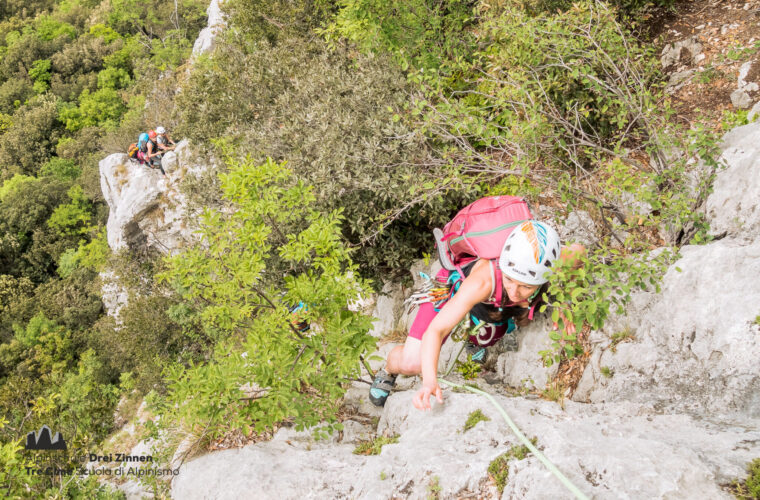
368, 219, 584, 410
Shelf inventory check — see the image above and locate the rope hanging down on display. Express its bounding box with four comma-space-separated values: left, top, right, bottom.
437, 378, 590, 500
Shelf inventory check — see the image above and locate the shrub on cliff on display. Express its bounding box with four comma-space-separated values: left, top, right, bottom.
151, 156, 376, 445
0, 96, 62, 177
175, 35, 477, 276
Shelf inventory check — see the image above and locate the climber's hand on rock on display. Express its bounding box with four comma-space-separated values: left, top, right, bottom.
552, 309, 576, 336
413, 380, 443, 411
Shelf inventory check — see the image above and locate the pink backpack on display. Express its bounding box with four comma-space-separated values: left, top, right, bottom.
434, 196, 532, 307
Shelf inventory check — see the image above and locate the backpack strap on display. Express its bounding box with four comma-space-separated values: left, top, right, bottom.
528, 302, 538, 320
489, 259, 503, 309
492, 258, 542, 319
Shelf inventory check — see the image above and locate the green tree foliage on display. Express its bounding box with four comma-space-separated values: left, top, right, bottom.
0, 0, 58, 20
97, 66, 131, 90
0, 31, 64, 83
153, 156, 376, 444
47, 184, 93, 236
0, 78, 34, 114
106, 0, 205, 70
33, 267, 104, 332
50, 34, 113, 79
0, 96, 62, 176
107, 0, 206, 39
55, 349, 120, 447
321, 0, 477, 71
0, 173, 37, 201
224, 0, 334, 44
94, 294, 197, 393
39, 156, 80, 180
35, 14, 78, 41
0, 1, 206, 495
176, 33, 478, 275
59, 87, 127, 131
0, 428, 42, 499
0, 312, 74, 382
29, 59, 53, 93
0, 273, 35, 341
0, 175, 74, 280
56, 228, 108, 277
397, 1, 665, 174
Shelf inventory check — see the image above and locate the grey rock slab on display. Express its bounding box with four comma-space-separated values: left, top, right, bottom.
369, 280, 406, 338
738, 61, 754, 88
749, 100, 760, 122
343, 383, 386, 418
172, 392, 760, 499
495, 316, 558, 390
661, 38, 702, 69
171, 441, 367, 499
582, 239, 760, 417
560, 210, 597, 247
666, 69, 694, 92
339, 420, 375, 444
100, 270, 129, 319
707, 121, 760, 240
369, 258, 442, 339
731, 88, 753, 109
100, 154, 163, 250
270, 424, 339, 450
99, 140, 207, 254
191, 0, 227, 58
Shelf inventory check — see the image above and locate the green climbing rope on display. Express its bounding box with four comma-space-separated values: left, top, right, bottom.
437, 378, 590, 500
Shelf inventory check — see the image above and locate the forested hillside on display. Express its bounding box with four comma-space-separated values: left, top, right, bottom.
2, 0, 758, 498
0, 1, 205, 497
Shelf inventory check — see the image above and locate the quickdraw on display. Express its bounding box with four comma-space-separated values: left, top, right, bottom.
403, 271, 498, 344
403, 271, 455, 314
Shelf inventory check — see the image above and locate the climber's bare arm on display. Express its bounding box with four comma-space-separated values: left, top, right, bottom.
413, 261, 492, 410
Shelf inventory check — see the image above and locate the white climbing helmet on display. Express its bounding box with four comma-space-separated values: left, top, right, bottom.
499, 220, 561, 285
156, 126, 166, 134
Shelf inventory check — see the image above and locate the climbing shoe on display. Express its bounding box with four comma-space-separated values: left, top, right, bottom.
465, 342, 488, 365
369, 369, 397, 407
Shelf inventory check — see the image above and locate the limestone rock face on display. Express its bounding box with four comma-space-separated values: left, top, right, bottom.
99, 270, 129, 319
192, 0, 227, 58
748, 101, 760, 122
99, 140, 206, 254
660, 37, 702, 69
495, 315, 557, 390
172, 392, 760, 499
559, 210, 597, 247
572, 121, 760, 420
731, 88, 753, 109
706, 122, 760, 241
573, 239, 760, 416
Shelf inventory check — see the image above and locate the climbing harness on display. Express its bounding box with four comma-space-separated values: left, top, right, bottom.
437, 378, 590, 500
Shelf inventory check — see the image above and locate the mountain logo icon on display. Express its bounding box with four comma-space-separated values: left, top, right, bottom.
25, 425, 67, 451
